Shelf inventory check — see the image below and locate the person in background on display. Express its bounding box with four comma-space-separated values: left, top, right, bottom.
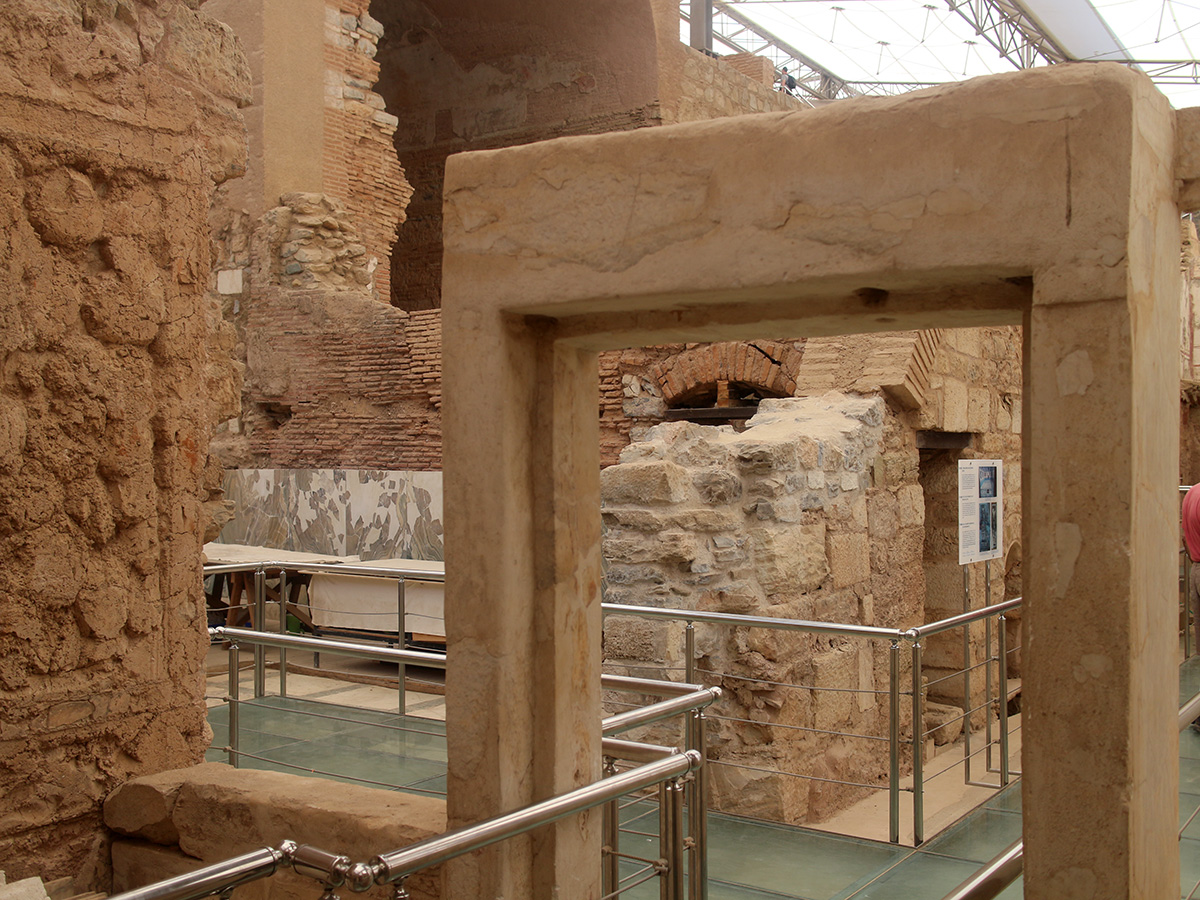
779, 67, 796, 95
1182, 484, 1200, 731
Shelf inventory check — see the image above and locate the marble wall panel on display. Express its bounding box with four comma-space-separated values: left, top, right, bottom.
219, 469, 444, 560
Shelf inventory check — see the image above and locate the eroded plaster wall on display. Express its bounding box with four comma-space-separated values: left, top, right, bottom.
0, 0, 247, 881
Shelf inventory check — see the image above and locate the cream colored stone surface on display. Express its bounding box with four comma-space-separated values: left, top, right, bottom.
443, 64, 1185, 897
106, 764, 445, 900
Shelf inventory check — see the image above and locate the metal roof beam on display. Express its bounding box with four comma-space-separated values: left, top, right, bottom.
681, 0, 862, 100
942, 0, 1070, 69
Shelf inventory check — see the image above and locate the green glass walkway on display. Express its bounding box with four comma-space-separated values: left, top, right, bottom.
206, 655, 1200, 899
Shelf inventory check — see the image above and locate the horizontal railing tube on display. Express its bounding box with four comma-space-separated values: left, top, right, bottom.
107, 847, 288, 900
373, 751, 702, 884
601, 688, 722, 737
602, 737, 680, 763
905, 598, 1023, 640
203, 561, 444, 582
210, 626, 446, 669
602, 602, 906, 640
601, 673, 706, 698
1180, 691, 1200, 732
939, 840, 1023, 900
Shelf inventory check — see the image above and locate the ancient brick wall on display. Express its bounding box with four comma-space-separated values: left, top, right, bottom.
0, 0, 247, 883
322, 2, 411, 302
212, 286, 443, 471
599, 347, 680, 467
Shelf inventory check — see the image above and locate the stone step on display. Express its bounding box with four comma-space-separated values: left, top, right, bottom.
0, 876, 105, 900
0, 877, 49, 900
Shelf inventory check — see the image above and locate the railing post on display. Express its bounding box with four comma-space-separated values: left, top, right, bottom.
889, 639, 900, 844
602, 757, 620, 897
1188, 554, 1195, 660
684, 620, 702, 900
912, 639, 924, 846
983, 560, 993, 775
689, 710, 708, 900
660, 778, 686, 900
962, 565, 971, 784
278, 570, 288, 698
397, 577, 407, 716
254, 565, 266, 699
997, 613, 1010, 786
227, 640, 240, 768
684, 621, 696, 685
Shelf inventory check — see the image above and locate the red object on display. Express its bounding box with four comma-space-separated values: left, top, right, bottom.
1184, 484, 1200, 561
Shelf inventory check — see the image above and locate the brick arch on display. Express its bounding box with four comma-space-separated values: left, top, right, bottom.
649, 340, 804, 406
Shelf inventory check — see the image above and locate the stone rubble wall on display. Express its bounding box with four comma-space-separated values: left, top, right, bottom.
0, 0, 248, 882
600, 394, 925, 823
257, 193, 376, 293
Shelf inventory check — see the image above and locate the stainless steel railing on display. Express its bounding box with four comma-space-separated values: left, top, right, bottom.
204, 560, 442, 703
938, 683, 1200, 900
107, 750, 702, 900
603, 596, 1023, 846
206, 621, 720, 900
206, 558, 1023, 846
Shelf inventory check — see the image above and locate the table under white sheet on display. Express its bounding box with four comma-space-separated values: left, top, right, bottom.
308, 558, 445, 638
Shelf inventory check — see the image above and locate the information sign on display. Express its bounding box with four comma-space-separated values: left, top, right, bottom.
958, 459, 1003, 565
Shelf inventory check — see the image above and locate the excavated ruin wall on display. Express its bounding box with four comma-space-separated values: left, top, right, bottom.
600, 394, 925, 824
0, 0, 247, 882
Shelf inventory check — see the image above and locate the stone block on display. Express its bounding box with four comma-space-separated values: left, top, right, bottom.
867, 491, 898, 541
216, 268, 244, 295
672, 436, 733, 468
666, 509, 742, 532
601, 461, 690, 505
827, 532, 869, 589
109, 764, 446, 895
602, 509, 670, 532
734, 439, 799, 473
812, 647, 856, 731
0, 880, 49, 900
943, 379, 968, 432
967, 388, 990, 432
896, 485, 924, 528
749, 523, 827, 594
104, 771, 184, 845
924, 702, 964, 745
692, 467, 741, 503
603, 616, 666, 662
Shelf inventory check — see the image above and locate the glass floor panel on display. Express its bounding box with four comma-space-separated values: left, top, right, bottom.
206, 658, 1200, 898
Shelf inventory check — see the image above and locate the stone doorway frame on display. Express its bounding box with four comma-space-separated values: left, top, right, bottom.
440, 64, 1186, 899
